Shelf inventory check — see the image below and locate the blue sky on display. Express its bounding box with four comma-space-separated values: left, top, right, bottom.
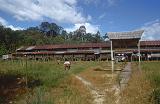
0, 0, 160, 40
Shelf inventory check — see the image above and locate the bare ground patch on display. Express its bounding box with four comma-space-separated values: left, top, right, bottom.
75, 63, 124, 104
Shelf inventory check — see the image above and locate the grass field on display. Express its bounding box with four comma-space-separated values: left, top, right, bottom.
0, 60, 114, 104
121, 61, 160, 104
1, 60, 159, 104
141, 62, 160, 104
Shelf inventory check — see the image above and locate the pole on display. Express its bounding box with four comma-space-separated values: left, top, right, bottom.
110, 40, 114, 72
111, 40, 114, 61
138, 41, 141, 63
138, 41, 141, 70
25, 55, 28, 88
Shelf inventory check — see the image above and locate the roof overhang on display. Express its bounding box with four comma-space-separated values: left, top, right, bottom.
107, 30, 144, 40
107, 30, 144, 48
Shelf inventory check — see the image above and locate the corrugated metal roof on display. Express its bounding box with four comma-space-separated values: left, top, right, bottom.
30, 42, 110, 50
16, 47, 24, 51
16, 40, 160, 52
14, 50, 95, 55
140, 40, 160, 46
107, 30, 144, 39
16, 46, 28, 51
26, 46, 36, 50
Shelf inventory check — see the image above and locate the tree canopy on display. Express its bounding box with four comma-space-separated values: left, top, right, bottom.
0, 22, 105, 56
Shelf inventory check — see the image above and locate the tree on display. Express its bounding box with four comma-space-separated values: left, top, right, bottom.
94, 31, 102, 43
61, 30, 68, 40
0, 21, 105, 55
0, 43, 7, 56
103, 33, 108, 40
39, 22, 64, 36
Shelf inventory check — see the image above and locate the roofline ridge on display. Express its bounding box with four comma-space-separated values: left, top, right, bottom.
107, 30, 144, 33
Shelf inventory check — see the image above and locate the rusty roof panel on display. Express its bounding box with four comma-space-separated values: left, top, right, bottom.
16, 40, 160, 51
140, 40, 160, 46
31, 42, 110, 50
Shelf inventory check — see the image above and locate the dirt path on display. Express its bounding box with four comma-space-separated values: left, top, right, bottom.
75, 75, 105, 104
119, 62, 132, 91
75, 62, 132, 104
75, 75, 121, 104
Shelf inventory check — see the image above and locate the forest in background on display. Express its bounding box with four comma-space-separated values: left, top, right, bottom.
0, 22, 106, 56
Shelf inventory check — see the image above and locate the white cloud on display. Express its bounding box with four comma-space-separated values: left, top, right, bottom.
65, 22, 100, 34
0, 0, 90, 24
107, 0, 117, 6
98, 13, 106, 19
0, 17, 23, 30
0, 17, 8, 26
84, 0, 99, 4
87, 15, 92, 21
7, 25, 24, 31
84, 0, 118, 6
140, 19, 160, 40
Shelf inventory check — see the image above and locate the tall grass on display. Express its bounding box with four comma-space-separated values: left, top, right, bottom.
0, 60, 66, 87
0, 60, 104, 104
121, 62, 160, 104
141, 62, 160, 104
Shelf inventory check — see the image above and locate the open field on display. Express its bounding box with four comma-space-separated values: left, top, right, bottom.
0, 60, 159, 104
0, 60, 122, 104
141, 62, 160, 104
0, 60, 96, 104
121, 61, 160, 104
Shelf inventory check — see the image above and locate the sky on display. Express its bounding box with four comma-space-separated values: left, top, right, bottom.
0, 0, 160, 40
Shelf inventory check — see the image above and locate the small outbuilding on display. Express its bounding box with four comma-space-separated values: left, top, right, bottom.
107, 30, 144, 62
